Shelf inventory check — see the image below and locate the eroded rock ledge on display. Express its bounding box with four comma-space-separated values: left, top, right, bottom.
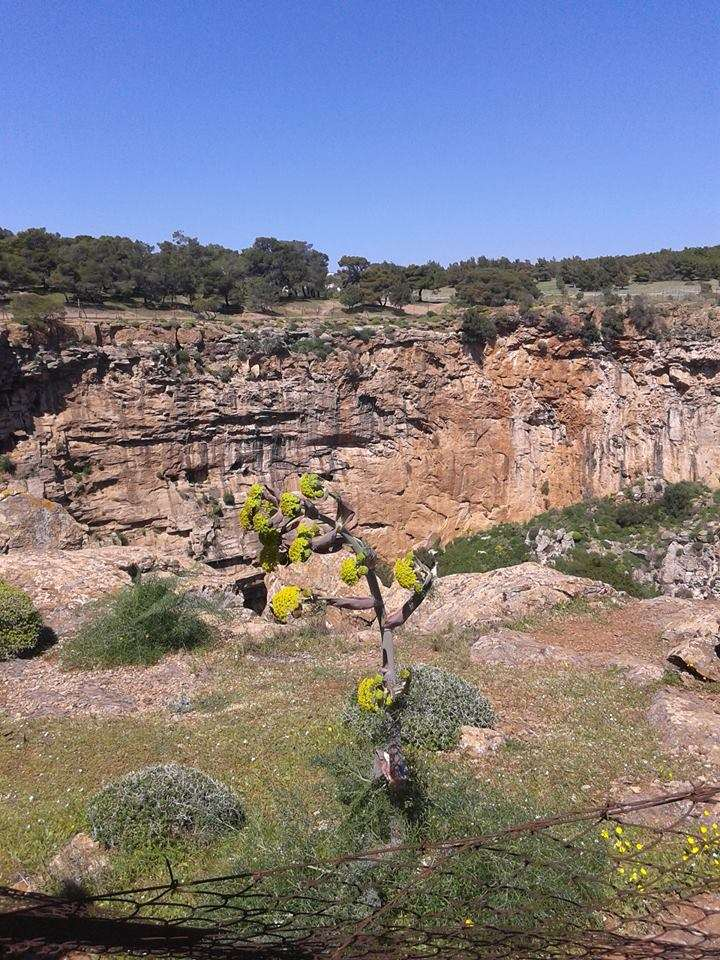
2, 322, 720, 560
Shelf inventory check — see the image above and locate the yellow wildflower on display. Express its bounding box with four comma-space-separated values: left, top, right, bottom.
270, 585, 303, 622
394, 552, 421, 592
299, 473, 324, 499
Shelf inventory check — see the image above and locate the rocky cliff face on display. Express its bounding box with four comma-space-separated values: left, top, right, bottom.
2, 319, 720, 562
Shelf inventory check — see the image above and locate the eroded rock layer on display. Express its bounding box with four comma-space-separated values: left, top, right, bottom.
2, 321, 720, 560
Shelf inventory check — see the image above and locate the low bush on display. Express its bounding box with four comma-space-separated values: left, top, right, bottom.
460, 307, 498, 347
343, 665, 496, 751
10, 293, 66, 332
289, 336, 330, 358
87, 762, 245, 849
661, 481, 704, 518
62, 576, 221, 668
614, 500, 656, 528
0, 580, 43, 659
0, 454, 15, 476
555, 548, 655, 598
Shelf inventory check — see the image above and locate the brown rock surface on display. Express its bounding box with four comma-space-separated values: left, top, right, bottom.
0, 546, 260, 637
411, 562, 614, 633
3, 323, 720, 558
47, 832, 110, 891
647, 688, 720, 766
470, 625, 665, 684
664, 610, 720, 681
0, 549, 131, 636
0, 490, 85, 552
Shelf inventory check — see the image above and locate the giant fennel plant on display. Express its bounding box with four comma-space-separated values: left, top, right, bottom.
238, 473, 434, 791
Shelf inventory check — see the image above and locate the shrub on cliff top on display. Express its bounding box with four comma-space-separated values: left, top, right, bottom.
62, 576, 221, 669
87, 763, 245, 849
10, 293, 66, 333
0, 580, 43, 659
460, 307, 498, 348
555, 549, 656, 598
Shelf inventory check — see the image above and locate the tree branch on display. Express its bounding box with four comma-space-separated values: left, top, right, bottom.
384, 571, 434, 629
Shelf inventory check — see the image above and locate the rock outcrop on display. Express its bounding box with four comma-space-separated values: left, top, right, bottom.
408, 562, 614, 633
0, 490, 86, 553
664, 610, 720, 681
0, 547, 260, 637
3, 321, 720, 560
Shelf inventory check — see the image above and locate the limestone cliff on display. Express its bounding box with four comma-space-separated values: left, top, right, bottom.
1, 319, 719, 562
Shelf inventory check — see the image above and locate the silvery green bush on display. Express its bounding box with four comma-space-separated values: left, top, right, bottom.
87, 762, 245, 849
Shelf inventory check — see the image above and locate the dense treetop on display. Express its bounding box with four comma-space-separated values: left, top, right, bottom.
0, 226, 718, 310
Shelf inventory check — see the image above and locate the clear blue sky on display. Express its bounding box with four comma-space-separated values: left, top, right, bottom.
1, 0, 717, 266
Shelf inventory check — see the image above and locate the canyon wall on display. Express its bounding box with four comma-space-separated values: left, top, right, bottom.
2, 320, 720, 562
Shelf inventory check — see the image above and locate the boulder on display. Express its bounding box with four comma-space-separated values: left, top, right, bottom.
664, 610, 720, 681
47, 832, 110, 892
410, 563, 615, 634
530, 527, 575, 565
658, 539, 720, 599
648, 688, 720, 765
0, 549, 131, 637
457, 725, 508, 759
0, 546, 261, 637
469, 628, 664, 684
590, 654, 665, 685
0, 491, 85, 553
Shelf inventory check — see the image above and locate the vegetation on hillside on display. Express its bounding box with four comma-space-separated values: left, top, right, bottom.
438, 481, 713, 597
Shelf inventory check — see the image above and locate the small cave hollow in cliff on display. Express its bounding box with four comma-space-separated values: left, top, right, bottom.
241, 577, 268, 615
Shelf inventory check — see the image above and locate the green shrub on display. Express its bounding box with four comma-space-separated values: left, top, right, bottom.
555, 548, 655, 598
438, 523, 529, 575
661, 481, 704, 518
87, 763, 245, 849
0, 580, 43, 659
62, 576, 220, 668
222, 490, 236, 506
579, 314, 601, 346
10, 293, 66, 332
343, 665, 496, 751
460, 307, 498, 347
614, 500, 655, 528
289, 337, 330, 358
601, 308, 624, 346
0, 454, 15, 476
313, 744, 609, 936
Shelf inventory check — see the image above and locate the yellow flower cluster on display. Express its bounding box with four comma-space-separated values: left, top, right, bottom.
599, 825, 648, 892
339, 555, 368, 586
682, 810, 720, 869
288, 522, 318, 564
357, 674, 392, 712
279, 492, 302, 518
239, 483, 265, 530
299, 473, 324, 499
238, 483, 284, 570
394, 552, 421, 592
270, 585, 303, 622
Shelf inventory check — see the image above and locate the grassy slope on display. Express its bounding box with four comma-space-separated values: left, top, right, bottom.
0, 618, 689, 891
